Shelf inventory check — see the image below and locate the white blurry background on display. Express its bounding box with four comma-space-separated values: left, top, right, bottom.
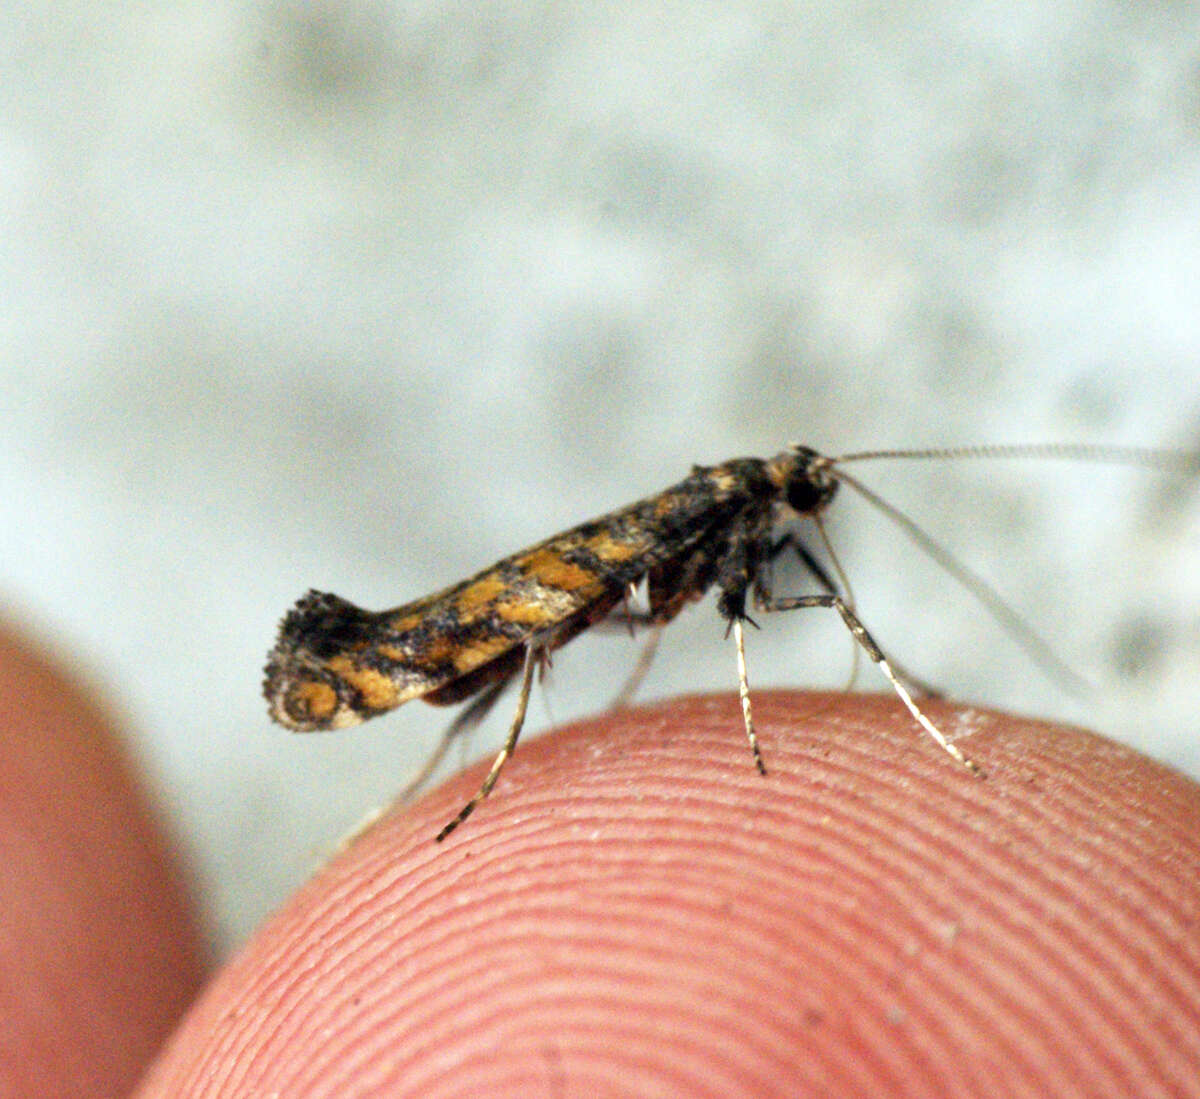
2, 2, 1199, 952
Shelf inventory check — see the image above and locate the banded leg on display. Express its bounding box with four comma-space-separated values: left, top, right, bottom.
437, 640, 541, 842
397, 675, 510, 806
733, 618, 767, 775
768, 594, 982, 775
770, 532, 941, 699
767, 531, 839, 594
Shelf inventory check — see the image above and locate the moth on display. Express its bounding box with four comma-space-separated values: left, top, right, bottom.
264, 443, 1193, 840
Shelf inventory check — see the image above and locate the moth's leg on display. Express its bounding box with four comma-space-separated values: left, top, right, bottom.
767, 594, 983, 775
880, 655, 944, 700
585, 614, 665, 710
715, 520, 770, 777
594, 608, 657, 632
768, 531, 838, 594
764, 531, 866, 693
770, 532, 942, 700
437, 640, 542, 842
610, 624, 664, 711
396, 675, 510, 806
596, 584, 665, 710
732, 616, 767, 775
618, 581, 645, 638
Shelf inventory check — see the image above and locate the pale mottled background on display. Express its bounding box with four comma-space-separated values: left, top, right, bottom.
3, 2, 1199, 951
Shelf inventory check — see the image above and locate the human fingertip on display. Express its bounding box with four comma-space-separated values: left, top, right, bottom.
140, 692, 1200, 1097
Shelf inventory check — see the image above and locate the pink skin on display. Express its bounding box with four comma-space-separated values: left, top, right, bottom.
134, 690, 1200, 1099
0, 625, 206, 1099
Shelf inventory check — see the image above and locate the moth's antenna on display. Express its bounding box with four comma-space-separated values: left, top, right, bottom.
834, 443, 1200, 473
828, 466, 1093, 694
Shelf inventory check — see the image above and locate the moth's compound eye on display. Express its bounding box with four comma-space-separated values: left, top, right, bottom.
786, 472, 830, 514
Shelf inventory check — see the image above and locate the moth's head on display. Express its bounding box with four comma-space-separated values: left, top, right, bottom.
768, 444, 839, 517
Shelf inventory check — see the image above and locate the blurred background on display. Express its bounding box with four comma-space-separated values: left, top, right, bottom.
3, 2, 1199, 953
